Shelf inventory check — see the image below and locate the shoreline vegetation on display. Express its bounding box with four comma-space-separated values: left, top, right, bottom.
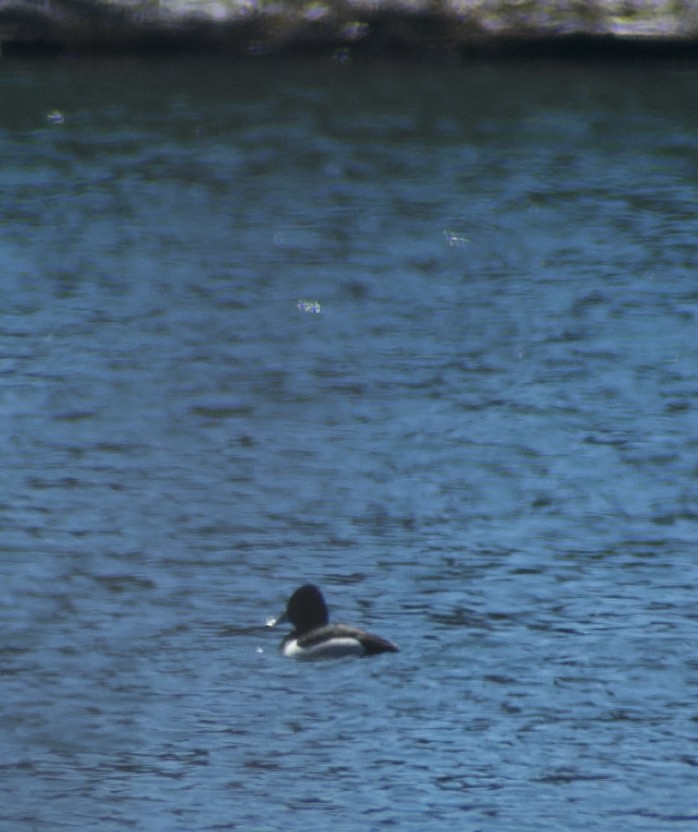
2, 0, 698, 57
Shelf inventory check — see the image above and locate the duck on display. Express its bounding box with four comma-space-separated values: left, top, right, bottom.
267, 584, 399, 659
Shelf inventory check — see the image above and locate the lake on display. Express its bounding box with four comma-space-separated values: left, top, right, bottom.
1, 54, 698, 832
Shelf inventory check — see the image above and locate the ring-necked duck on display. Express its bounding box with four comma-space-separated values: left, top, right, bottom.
267, 584, 399, 659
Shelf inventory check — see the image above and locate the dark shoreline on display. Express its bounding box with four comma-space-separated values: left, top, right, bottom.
2, 0, 698, 59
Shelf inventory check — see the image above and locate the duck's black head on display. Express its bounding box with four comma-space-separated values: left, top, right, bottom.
283, 584, 329, 634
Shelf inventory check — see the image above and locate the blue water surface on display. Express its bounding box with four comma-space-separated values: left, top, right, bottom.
1, 55, 698, 832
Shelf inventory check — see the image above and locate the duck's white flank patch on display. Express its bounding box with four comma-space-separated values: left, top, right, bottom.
282, 637, 365, 660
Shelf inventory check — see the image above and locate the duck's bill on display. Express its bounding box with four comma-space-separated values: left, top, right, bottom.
266, 611, 287, 628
